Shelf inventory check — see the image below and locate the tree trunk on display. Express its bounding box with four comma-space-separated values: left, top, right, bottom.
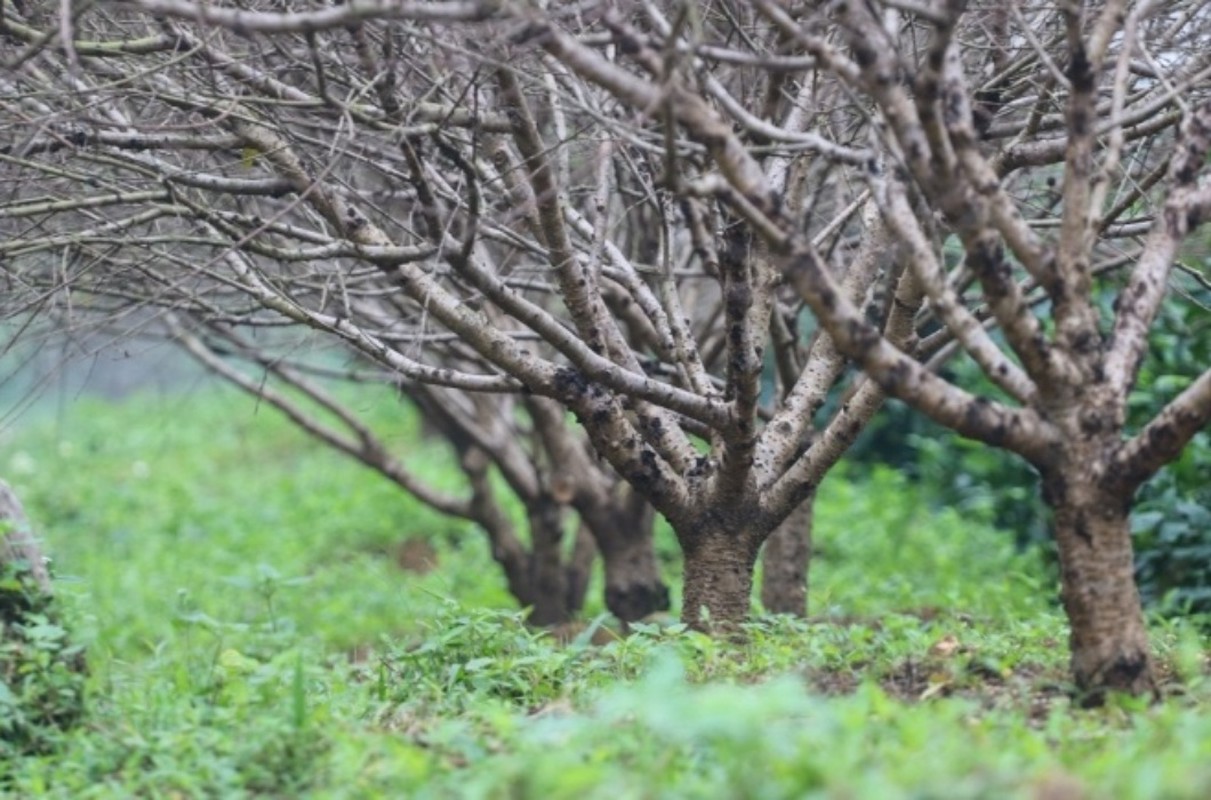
761, 496, 812, 616
459, 444, 588, 627
564, 524, 596, 616
1048, 472, 1156, 704
680, 532, 760, 631
524, 496, 576, 626
582, 492, 670, 622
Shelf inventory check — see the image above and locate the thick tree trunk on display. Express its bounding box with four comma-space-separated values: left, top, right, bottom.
600, 526, 669, 622
1048, 474, 1156, 704
761, 496, 812, 616
582, 492, 670, 622
680, 532, 760, 630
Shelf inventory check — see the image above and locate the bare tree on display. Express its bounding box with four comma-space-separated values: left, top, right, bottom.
1, 0, 893, 630
4, 0, 1211, 702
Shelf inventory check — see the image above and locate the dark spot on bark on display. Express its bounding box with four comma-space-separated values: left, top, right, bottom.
554, 367, 589, 397
1072, 329, 1100, 354
846, 318, 881, 353
1041, 472, 1066, 508
1074, 513, 1092, 546
726, 282, 752, 316
818, 285, 837, 313
1067, 47, 1094, 93
1079, 409, 1106, 435
928, 47, 945, 72
1070, 108, 1090, 137
615, 31, 641, 55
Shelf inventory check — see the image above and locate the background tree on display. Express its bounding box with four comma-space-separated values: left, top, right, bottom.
1, 0, 910, 626
167, 315, 668, 625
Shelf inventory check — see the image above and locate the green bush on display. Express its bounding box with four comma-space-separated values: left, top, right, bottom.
1129, 274, 1211, 614
0, 559, 86, 757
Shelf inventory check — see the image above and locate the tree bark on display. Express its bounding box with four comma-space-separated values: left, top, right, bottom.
581, 490, 670, 622
1047, 471, 1157, 704
761, 496, 812, 617
523, 496, 577, 626
680, 531, 760, 630
564, 524, 596, 616
460, 446, 584, 626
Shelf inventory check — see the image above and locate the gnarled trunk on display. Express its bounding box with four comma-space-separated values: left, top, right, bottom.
761, 496, 812, 616
1047, 470, 1156, 704
581, 490, 669, 622
462, 446, 587, 627
680, 530, 760, 630
600, 528, 668, 622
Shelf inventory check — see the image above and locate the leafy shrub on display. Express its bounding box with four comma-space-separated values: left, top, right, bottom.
0, 559, 86, 757
1129, 276, 1211, 614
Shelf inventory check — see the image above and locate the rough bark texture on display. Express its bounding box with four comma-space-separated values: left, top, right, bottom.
1046, 469, 1157, 704
761, 498, 812, 616
581, 491, 670, 622
680, 532, 760, 630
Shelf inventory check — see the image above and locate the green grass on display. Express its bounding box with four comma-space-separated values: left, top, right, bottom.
1, 387, 1210, 798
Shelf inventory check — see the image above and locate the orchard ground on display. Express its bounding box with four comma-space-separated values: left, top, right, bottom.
2, 387, 1210, 798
